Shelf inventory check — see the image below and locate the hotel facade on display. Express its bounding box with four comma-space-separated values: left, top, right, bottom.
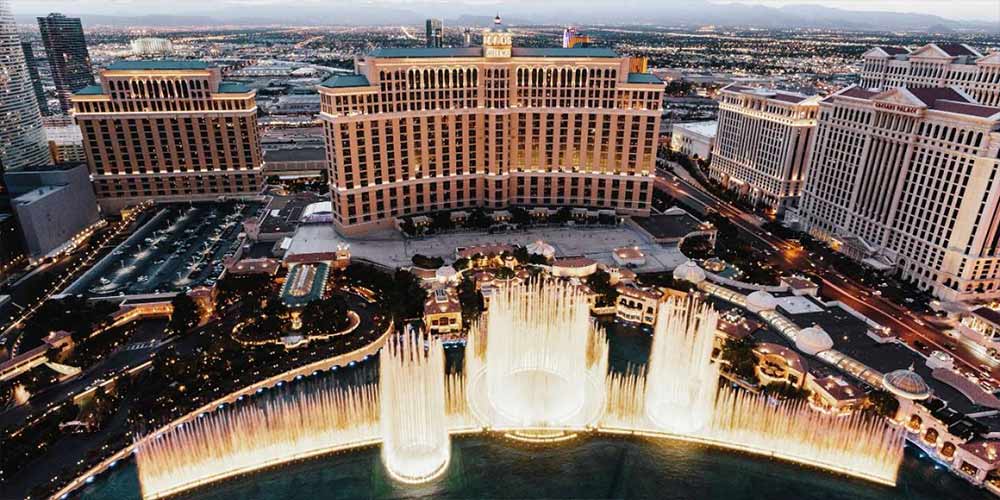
318, 20, 663, 235
708, 85, 820, 214
798, 85, 1000, 301
70, 61, 263, 211
859, 43, 1000, 107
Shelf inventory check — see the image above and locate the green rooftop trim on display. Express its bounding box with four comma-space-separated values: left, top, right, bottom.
106, 60, 209, 71
217, 82, 252, 93
627, 72, 663, 85
280, 263, 329, 308
511, 47, 618, 58
320, 74, 372, 89
75, 84, 104, 96
370, 47, 483, 58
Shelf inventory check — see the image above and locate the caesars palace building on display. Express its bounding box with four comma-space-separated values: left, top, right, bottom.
318, 17, 664, 235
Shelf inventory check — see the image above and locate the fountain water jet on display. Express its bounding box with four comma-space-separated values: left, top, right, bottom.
644, 296, 720, 434
465, 280, 608, 436
379, 329, 450, 483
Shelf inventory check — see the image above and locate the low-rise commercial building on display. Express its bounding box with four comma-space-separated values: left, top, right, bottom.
5, 163, 100, 260
670, 121, 717, 161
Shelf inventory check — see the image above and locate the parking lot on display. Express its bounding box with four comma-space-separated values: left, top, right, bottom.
63, 202, 261, 299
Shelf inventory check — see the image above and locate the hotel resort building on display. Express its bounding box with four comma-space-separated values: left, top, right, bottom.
859, 43, 1000, 107
798, 85, 1000, 301
70, 61, 264, 211
318, 16, 664, 235
708, 84, 820, 215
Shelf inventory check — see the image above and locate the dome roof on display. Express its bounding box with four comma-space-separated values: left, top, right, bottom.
794, 326, 834, 355
882, 367, 932, 400
746, 290, 778, 311
435, 265, 458, 281
672, 260, 706, 284
526, 240, 555, 258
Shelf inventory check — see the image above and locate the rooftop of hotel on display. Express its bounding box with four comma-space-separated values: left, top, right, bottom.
106, 60, 210, 71
724, 84, 817, 104
626, 72, 663, 84
833, 85, 1000, 119
364, 46, 619, 59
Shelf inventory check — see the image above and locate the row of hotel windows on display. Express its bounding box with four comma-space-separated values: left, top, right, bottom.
93, 173, 260, 199
334, 176, 650, 225
73, 96, 254, 114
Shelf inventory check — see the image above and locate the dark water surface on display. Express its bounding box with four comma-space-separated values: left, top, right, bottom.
78, 436, 984, 500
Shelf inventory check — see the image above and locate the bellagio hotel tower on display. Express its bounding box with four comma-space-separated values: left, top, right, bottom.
319, 16, 664, 235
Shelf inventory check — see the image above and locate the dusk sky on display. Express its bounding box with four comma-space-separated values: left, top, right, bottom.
11, 0, 1000, 22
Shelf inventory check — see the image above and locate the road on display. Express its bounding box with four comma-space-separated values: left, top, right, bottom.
654, 167, 1000, 385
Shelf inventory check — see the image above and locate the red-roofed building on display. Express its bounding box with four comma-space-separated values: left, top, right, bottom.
860, 42, 1000, 107
799, 82, 1000, 302
708, 84, 821, 215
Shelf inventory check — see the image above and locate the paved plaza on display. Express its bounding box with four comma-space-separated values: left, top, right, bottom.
286, 223, 687, 273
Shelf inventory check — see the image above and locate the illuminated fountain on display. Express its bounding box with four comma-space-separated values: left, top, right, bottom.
126, 284, 905, 499
703, 388, 905, 485
644, 296, 720, 434
135, 381, 379, 499
379, 329, 450, 483
465, 280, 608, 439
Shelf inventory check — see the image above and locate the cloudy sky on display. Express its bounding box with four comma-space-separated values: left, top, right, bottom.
11, 0, 1000, 22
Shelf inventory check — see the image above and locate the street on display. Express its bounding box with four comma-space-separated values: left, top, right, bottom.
655, 166, 1000, 385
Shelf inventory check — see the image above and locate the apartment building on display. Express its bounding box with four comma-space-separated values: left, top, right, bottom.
859, 43, 1000, 107
708, 85, 820, 214
70, 60, 263, 211
318, 17, 663, 235
799, 85, 1000, 301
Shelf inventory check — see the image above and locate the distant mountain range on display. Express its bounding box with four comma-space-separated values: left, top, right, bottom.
13, 1, 999, 32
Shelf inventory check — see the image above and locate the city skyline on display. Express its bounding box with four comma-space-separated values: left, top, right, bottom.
9, 0, 1000, 24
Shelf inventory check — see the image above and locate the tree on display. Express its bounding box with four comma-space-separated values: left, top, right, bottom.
430, 211, 453, 232
510, 206, 531, 226
680, 234, 714, 260
720, 337, 758, 383
587, 269, 619, 307
865, 389, 900, 419
762, 382, 808, 401
390, 270, 427, 320
457, 276, 484, 322
301, 295, 349, 334
167, 294, 201, 335
553, 207, 572, 224
495, 267, 515, 280
467, 208, 491, 229
412, 254, 444, 269
399, 218, 417, 236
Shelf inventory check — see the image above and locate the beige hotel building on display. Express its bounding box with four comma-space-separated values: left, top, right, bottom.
799, 85, 1000, 301
71, 61, 263, 211
318, 18, 664, 235
859, 43, 1000, 107
708, 85, 820, 215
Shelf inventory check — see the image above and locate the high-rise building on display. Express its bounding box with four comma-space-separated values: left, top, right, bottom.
708, 85, 820, 214
0, 0, 51, 171
318, 17, 663, 235
799, 85, 1000, 301
859, 43, 1000, 107
462, 28, 472, 48
21, 42, 49, 116
130, 37, 174, 56
425, 19, 443, 48
562, 27, 593, 49
70, 60, 264, 211
42, 116, 85, 163
37, 13, 94, 113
